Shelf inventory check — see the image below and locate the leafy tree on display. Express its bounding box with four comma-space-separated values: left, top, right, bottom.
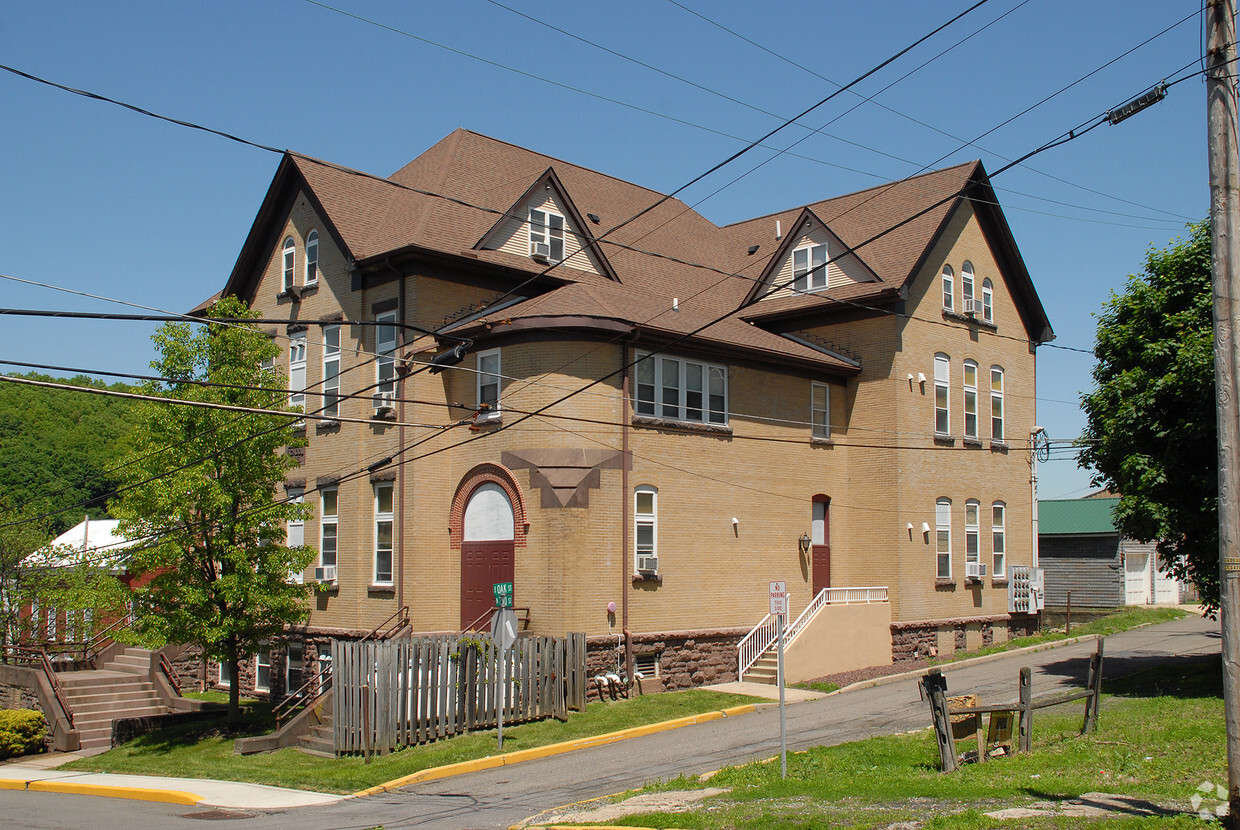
0, 499, 49, 653
1080, 220, 1218, 608
112, 297, 314, 721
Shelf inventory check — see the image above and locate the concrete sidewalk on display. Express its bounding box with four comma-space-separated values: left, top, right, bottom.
0, 752, 343, 809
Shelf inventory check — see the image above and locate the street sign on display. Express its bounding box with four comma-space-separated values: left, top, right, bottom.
491, 607, 518, 651
493, 581, 513, 609
769, 581, 788, 616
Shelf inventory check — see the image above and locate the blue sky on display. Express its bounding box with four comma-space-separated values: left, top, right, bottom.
0, 1, 1211, 499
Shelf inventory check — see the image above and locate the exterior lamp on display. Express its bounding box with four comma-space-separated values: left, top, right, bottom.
428, 340, 473, 374
798, 533, 811, 553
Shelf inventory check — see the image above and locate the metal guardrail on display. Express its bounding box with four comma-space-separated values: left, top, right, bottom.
737, 586, 889, 679
158, 652, 182, 696
462, 606, 530, 633
2, 645, 76, 729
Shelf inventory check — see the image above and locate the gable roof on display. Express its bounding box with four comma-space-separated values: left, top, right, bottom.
1039, 497, 1121, 536
223, 129, 1052, 365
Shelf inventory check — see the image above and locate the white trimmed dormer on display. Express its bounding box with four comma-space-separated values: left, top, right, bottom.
760, 217, 877, 302
478, 176, 610, 278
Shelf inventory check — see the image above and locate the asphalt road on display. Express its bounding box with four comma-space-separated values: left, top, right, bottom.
0, 614, 1219, 830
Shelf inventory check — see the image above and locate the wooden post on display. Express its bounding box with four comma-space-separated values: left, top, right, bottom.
1065, 591, 1072, 635
1018, 667, 1032, 754
362, 682, 371, 764
923, 670, 956, 772
1082, 638, 1105, 734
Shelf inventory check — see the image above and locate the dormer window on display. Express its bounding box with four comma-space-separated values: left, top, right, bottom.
529, 209, 565, 263
793, 244, 828, 292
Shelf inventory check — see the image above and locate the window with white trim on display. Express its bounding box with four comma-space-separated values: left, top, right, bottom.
374, 483, 394, 585
981, 278, 994, 323
255, 646, 272, 692
933, 354, 950, 435
936, 498, 952, 579
965, 499, 980, 574
811, 382, 830, 439
322, 325, 340, 417
374, 312, 397, 409
477, 349, 501, 411
282, 237, 295, 291
288, 334, 307, 410
286, 486, 305, 583
634, 353, 727, 424
991, 502, 1006, 577
963, 360, 978, 439
961, 261, 975, 313
320, 487, 338, 569
529, 208, 565, 262
942, 265, 954, 311
305, 230, 319, 285
793, 243, 828, 292
990, 366, 1004, 441
219, 659, 232, 688
635, 486, 658, 573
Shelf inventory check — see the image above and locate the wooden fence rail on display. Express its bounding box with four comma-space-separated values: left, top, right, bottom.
923, 637, 1105, 772
332, 632, 587, 756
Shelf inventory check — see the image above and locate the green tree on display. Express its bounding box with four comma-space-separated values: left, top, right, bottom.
0, 499, 49, 653
112, 297, 314, 721
1080, 220, 1218, 608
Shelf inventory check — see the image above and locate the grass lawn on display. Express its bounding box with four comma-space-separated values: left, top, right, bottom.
60, 688, 762, 794
602, 657, 1224, 829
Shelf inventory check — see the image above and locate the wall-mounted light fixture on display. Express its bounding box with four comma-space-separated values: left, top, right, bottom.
921, 522, 932, 543
798, 533, 811, 553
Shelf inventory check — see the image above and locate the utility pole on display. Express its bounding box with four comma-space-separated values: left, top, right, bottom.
1207, 1, 1240, 826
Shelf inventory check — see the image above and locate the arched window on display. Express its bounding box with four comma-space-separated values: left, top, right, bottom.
981, 278, 994, 322
635, 486, 658, 573
963, 360, 978, 439
990, 366, 1005, 441
935, 497, 952, 579
941, 265, 954, 311
305, 230, 319, 285
282, 237, 296, 291
961, 261, 975, 313
934, 353, 950, 435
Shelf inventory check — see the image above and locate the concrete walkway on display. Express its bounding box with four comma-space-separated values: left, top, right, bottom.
0, 752, 343, 809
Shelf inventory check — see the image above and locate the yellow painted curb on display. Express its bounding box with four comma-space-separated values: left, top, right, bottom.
354, 703, 759, 798
28, 780, 203, 805
0, 779, 29, 791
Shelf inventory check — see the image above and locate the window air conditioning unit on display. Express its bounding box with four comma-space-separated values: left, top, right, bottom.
373, 391, 395, 413
475, 407, 502, 424
636, 555, 659, 573
314, 565, 337, 584
530, 242, 551, 263
965, 562, 987, 580
963, 298, 979, 315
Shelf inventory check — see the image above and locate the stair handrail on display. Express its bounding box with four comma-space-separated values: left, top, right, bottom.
37, 648, 74, 729
360, 606, 409, 642
83, 611, 135, 665
462, 605, 531, 633
737, 612, 778, 680
274, 665, 332, 728
157, 652, 182, 696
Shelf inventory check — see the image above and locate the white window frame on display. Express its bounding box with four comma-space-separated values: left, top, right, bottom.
374, 483, 394, 586
961, 261, 975, 312
963, 360, 978, 439
286, 486, 305, 583
374, 312, 397, 409
320, 487, 338, 569
792, 243, 828, 292
219, 659, 232, 688
990, 366, 1005, 441
941, 265, 954, 311
286, 641, 304, 692
981, 278, 994, 323
811, 382, 830, 439
282, 237, 296, 292
529, 208, 565, 262
936, 498, 952, 579
965, 499, 980, 572
255, 646, 272, 693
634, 486, 658, 572
933, 353, 950, 436
477, 349, 501, 412
288, 334, 307, 410
322, 325, 341, 418
305, 230, 319, 285
634, 352, 728, 425
992, 501, 1006, 578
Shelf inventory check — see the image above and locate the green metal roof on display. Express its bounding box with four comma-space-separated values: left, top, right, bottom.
1038, 497, 1120, 535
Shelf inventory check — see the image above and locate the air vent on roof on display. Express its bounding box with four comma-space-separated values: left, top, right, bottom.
587, 213, 601, 224
747, 245, 759, 255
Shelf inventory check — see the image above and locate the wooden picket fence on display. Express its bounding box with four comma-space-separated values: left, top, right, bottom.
331, 632, 587, 756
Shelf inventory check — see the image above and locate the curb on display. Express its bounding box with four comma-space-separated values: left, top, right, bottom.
1, 776, 202, 805
355, 703, 760, 797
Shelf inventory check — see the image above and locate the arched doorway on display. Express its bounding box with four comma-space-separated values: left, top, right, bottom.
460, 482, 515, 628
812, 496, 831, 596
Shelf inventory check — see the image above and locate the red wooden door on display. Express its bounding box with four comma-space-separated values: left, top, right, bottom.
460, 540, 514, 628
812, 498, 831, 595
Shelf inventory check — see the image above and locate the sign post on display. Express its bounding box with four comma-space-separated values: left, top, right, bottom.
491, 583, 517, 750
769, 581, 788, 779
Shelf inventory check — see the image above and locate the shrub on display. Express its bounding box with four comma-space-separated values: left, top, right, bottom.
0, 709, 47, 759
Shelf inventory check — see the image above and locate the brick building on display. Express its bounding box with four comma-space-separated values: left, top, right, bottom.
209, 129, 1052, 694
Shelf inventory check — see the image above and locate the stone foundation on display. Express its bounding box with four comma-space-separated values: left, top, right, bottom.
891, 614, 1018, 662
585, 628, 746, 698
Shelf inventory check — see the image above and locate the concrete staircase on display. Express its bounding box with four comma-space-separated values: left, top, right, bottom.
58, 648, 172, 755
296, 713, 334, 757
741, 650, 780, 685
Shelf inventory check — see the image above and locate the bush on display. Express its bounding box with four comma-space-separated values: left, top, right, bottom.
0, 709, 47, 759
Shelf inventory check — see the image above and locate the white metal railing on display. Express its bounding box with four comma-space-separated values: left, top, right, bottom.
737, 586, 889, 679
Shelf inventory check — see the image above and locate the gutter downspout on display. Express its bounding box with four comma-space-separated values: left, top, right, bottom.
622, 357, 632, 686
389, 258, 407, 612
